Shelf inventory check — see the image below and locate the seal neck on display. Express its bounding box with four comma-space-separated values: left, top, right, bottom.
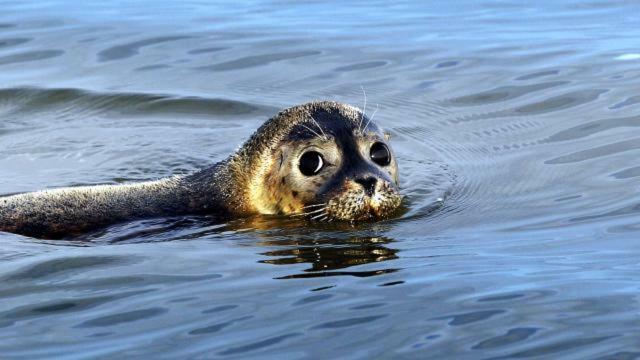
182, 160, 248, 214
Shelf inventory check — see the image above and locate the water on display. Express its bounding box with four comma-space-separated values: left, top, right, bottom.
1, 0, 640, 358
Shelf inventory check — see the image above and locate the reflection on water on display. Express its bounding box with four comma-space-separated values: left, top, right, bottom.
258, 236, 399, 278
2, 0, 640, 358
89, 217, 403, 278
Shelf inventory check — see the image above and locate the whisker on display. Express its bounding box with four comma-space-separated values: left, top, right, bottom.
291, 204, 327, 218
359, 85, 367, 133
311, 213, 327, 220
363, 103, 379, 132
308, 115, 327, 139
303, 203, 326, 209
293, 208, 326, 217
299, 123, 321, 138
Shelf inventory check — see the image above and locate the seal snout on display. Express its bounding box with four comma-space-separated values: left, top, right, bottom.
320, 176, 401, 222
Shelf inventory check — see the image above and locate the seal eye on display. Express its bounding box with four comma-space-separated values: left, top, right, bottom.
370, 142, 391, 166
299, 151, 324, 176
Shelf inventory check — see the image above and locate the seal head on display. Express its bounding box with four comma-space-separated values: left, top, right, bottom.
238, 101, 402, 221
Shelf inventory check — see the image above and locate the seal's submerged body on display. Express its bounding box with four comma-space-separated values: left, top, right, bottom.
0, 101, 402, 239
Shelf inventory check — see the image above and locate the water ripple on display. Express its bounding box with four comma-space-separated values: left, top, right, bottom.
98, 36, 192, 62
446, 81, 568, 106
217, 333, 302, 355
546, 138, 640, 164
199, 50, 321, 71
312, 315, 387, 329
0, 87, 276, 118
488, 336, 614, 359
546, 115, 640, 143
472, 328, 539, 350
75, 307, 168, 327
0, 50, 64, 66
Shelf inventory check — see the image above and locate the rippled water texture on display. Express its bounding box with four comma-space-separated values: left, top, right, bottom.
1, 1, 640, 358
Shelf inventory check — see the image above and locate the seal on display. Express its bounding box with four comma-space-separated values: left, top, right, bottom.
0, 101, 402, 239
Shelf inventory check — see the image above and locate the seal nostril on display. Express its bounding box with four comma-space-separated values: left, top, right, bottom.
355, 177, 377, 197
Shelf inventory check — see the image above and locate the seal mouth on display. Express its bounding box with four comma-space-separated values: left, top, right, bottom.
294, 184, 403, 222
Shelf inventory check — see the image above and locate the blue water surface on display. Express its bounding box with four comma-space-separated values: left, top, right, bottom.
1, 0, 640, 358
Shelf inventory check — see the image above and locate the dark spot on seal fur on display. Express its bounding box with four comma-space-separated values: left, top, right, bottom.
292, 191, 298, 198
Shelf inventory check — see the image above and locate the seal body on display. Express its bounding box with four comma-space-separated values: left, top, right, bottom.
0, 101, 402, 239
